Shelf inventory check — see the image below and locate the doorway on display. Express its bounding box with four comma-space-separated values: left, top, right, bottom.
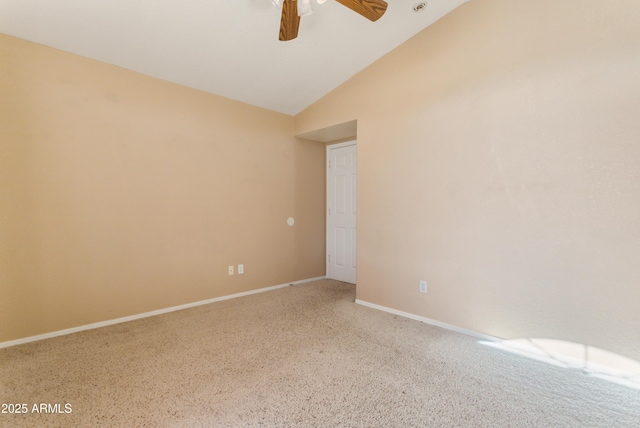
326, 141, 357, 284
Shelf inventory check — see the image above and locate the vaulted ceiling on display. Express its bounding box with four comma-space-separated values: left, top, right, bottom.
0, 0, 469, 115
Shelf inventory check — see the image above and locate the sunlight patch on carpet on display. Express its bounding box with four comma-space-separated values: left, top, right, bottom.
479, 338, 640, 390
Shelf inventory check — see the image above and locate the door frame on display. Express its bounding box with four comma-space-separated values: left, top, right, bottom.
326, 140, 357, 282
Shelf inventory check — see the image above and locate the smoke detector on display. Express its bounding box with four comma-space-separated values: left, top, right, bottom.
413, 2, 427, 12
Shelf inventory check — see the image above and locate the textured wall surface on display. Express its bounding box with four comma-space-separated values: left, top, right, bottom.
295, 0, 640, 361
0, 34, 326, 343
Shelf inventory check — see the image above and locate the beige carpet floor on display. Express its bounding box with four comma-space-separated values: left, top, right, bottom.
1, 279, 639, 427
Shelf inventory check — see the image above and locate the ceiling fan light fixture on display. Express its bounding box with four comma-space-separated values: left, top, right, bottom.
298, 0, 314, 16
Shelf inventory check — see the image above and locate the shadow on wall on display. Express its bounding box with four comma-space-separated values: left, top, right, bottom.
479, 338, 640, 390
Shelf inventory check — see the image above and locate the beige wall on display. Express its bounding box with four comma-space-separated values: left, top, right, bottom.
296, 0, 640, 360
0, 34, 326, 343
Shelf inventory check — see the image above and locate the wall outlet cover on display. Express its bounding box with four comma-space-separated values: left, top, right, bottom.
419, 280, 427, 293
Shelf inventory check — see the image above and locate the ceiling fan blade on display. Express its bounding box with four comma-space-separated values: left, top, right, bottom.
279, 0, 301, 41
335, 0, 388, 22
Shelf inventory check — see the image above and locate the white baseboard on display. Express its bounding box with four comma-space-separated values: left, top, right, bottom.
354, 299, 500, 342
0, 276, 326, 350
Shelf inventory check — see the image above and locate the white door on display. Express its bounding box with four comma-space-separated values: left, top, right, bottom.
327, 142, 357, 284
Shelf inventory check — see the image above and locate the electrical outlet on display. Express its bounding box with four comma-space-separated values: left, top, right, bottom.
228, 265, 234, 276
419, 280, 427, 293
238, 264, 244, 274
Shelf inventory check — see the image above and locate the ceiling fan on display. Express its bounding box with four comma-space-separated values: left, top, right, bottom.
275, 0, 388, 41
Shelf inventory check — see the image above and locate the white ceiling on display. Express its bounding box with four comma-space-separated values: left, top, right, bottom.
0, 0, 469, 115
